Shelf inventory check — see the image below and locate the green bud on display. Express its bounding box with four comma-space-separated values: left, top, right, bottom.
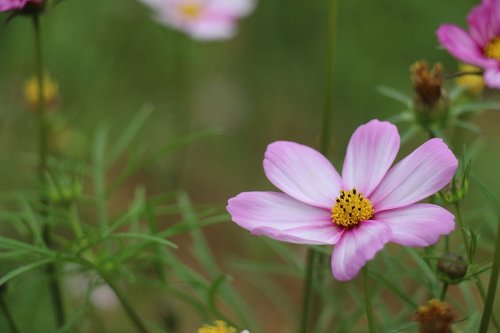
44, 172, 82, 206
437, 253, 468, 283
438, 158, 470, 204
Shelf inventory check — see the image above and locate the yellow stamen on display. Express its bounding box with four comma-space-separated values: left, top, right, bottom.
484, 37, 500, 60
331, 188, 374, 229
198, 320, 237, 333
180, 3, 202, 18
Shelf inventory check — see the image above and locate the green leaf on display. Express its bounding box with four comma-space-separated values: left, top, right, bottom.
471, 173, 500, 208
0, 257, 54, 285
377, 86, 413, 108
370, 270, 418, 308
0, 236, 55, 256
106, 105, 154, 169
451, 102, 500, 117
109, 232, 178, 249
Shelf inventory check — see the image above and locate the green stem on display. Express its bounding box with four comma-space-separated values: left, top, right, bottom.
319, 0, 340, 154
299, 249, 317, 333
454, 202, 500, 330
0, 293, 20, 333
479, 213, 500, 333
439, 283, 448, 301
33, 15, 48, 176
299, 0, 340, 331
33, 14, 66, 329
454, 202, 470, 256
363, 266, 376, 333
98, 272, 150, 333
69, 203, 84, 240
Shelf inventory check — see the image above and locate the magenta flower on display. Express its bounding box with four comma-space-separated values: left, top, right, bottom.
437, 0, 500, 88
139, 0, 256, 41
0, 0, 41, 12
227, 120, 458, 281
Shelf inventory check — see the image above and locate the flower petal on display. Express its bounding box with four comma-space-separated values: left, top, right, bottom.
263, 141, 342, 209
186, 18, 236, 40
209, 0, 256, 16
342, 120, 400, 197
468, 1, 498, 46
437, 24, 496, 69
331, 221, 391, 281
375, 204, 455, 247
227, 191, 342, 245
370, 138, 458, 211
484, 68, 500, 88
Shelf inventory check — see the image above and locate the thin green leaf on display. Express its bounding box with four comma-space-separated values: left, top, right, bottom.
471, 173, 500, 208
0, 257, 54, 285
106, 105, 154, 169
451, 102, 500, 117
0, 236, 54, 256
377, 86, 413, 108
109, 232, 178, 249
370, 270, 418, 308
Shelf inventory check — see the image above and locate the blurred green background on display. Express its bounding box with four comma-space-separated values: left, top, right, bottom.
1, 0, 500, 332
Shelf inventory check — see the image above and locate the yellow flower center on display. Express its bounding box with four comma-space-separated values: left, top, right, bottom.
198, 320, 237, 333
484, 37, 500, 60
180, 3, 202, 18
331, 188, 374, 229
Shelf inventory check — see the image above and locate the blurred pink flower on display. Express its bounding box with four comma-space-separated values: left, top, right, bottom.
227, 120, 457, 281
437, 0, 500, 88
0, 0, 41, 12
139, 0, 256, 40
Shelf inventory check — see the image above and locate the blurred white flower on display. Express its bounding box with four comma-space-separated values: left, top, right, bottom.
139, 0, 256, 41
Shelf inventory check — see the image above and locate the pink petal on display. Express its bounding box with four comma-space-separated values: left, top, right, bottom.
263, 141, 342, 209
370, 138, 458, 211
227, 191, 342, 245
0, 0, 26, 11
186, 18, 236, 40
331, 221, 391, 281
437, 24, 496, 69
342, 120, 400, 197
375, 204, 455, 247
468, 1, 497, 46
209, 0, 256, 17
484, 68, 500, 88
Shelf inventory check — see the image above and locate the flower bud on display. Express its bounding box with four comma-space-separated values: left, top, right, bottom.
437, 253, 468, 283
23, 74, 58, 110
45, 173, 82, 206
411, 61, 449, 130
415, 299, 455, 333
438, 159, 470, 204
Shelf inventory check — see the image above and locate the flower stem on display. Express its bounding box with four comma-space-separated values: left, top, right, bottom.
299, 249, 317, 333
98, 272, 150, 333
0, 292, 20, 333
454, 202, 500, 330
299, 0, 340, 331
478, 213, 500, 333
33, 14, 66, 329
33, 15, 48, 175
363, 266, 377, 333
319, 0, 340, 154
439, 283, 448, 301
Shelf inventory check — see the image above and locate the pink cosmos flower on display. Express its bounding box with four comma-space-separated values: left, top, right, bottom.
0, 0, 41, 12
437, 0, 500, 88
139, 0, 256, 41
227, 120, 457, 281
